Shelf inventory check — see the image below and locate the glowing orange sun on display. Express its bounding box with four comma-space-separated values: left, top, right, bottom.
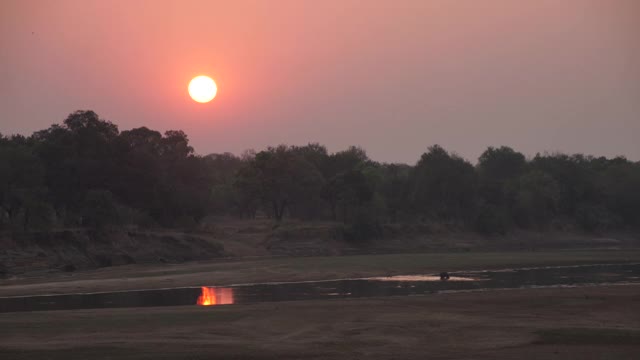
188, 75, 217, 103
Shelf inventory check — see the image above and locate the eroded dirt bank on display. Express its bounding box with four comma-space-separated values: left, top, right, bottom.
0, 229, 225, 277
2, 220, 638, 277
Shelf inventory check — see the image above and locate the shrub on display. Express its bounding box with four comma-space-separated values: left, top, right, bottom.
342, 209, 381, 245
475, 204, 509, 235
575, 204, 618, 232
81, 190, 121, 229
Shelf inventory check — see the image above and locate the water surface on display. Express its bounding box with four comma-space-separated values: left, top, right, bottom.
0, 263, 637, 313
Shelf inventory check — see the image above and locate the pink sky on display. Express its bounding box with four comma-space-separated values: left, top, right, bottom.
1, 0, 639, 163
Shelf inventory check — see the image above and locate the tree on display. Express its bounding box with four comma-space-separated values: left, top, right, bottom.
377, 163, 411, 223
409, 145, 477, 222
114, 127, 163, 213
204, 153, 245, 216
598, 160, 640, 226
529, 153, 598, 218
512, 170, 560, 228
160, 130, 194, 160
326, 146, 369, 178
63, 110, 119, 138
115, 128, 210, 226
321, 169, 374, 222
81, 189, 121, 229
3, 108, 639, 235
0, 138, 50, 230
478, 146, 527, 180
477, 146, 526, 206
290, 143, 330, 176
237, 146, 324, 221
233, 163, 262, 218
32, 111, 120, 210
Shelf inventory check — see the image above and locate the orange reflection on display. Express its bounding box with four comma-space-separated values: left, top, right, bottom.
196, 287, 234, 306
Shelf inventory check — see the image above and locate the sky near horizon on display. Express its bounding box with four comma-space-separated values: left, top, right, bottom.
1, 0, 639, 163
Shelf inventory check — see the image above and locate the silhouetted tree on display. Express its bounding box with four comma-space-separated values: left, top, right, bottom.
477, 146, 526, 205
81, 189, 120, 229
377, 163, 411, 223
321, 169, 373, 222
237, 145, 323, 221
2, 109, 638, 236
512, 170, 560, 228
409, 145, 477, 223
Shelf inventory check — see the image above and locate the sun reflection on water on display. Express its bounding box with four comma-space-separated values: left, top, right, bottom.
196, 287, 234, 306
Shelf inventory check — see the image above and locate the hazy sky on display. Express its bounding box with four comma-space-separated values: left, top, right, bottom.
1, 0, 639, 163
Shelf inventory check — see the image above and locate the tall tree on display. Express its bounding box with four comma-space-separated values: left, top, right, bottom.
409, 145, 477, 222
477, 146, 526, 206
512, 170, 560, 228
237, 146, 323, 221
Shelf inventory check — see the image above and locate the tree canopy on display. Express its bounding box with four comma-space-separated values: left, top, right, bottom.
1, 110, 638, 236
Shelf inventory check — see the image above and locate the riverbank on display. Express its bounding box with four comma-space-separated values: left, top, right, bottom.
1, 284, 638, 359
1, 249, 639, 297
2, 221, 638, 277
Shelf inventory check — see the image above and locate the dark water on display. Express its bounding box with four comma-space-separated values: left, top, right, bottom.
0, 263, 638, 313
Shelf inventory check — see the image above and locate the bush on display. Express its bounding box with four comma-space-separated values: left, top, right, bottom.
575, 204, 618, 232
174, 215, 197, 229
61, 264, 76, 272
10, 200, 56, 231
81, 190, 121, 229
342, 209, 381, 245
475, 204, 509, 235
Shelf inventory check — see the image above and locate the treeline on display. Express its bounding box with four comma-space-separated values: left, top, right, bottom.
1, 111, 639, 237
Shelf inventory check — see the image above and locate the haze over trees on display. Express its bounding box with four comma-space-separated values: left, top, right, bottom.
1, 111, 639, 239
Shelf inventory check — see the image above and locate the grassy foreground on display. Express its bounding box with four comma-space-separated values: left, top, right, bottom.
0, 285, 638, 359
1, 249, 639, 297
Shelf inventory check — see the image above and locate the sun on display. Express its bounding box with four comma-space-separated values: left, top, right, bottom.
188, 75, 217, 103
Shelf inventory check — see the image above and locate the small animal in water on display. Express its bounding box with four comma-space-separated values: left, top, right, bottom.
439, 272, 450, 281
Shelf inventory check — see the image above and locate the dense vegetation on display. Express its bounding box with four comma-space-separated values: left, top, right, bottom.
1, 111, 639, 237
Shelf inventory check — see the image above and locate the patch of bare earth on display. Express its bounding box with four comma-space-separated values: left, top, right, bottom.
0, 285, 638, 359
